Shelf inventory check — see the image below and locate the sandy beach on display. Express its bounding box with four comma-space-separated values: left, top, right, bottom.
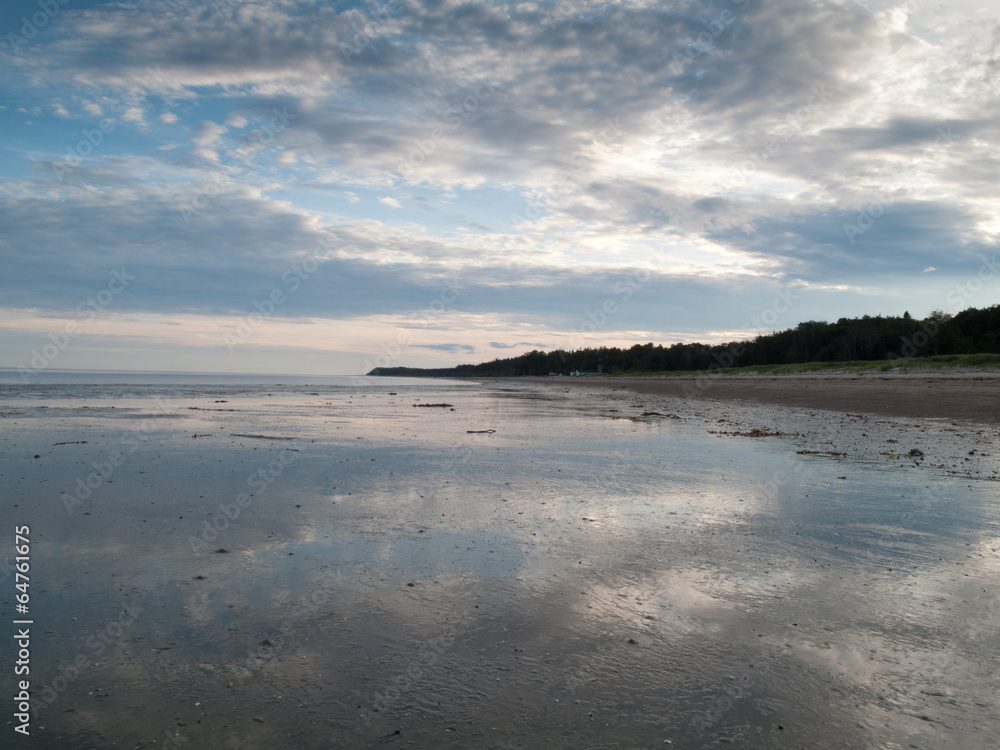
3, 375, 999, 748
519, 369, 1000, 424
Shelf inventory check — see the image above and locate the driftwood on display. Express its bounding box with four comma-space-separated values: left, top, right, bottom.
413, 403, 453, 408
467, 429, 496, 434
230, 433, 296, 440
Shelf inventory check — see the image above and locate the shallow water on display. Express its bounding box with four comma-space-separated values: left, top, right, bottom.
2, 381, 999, 748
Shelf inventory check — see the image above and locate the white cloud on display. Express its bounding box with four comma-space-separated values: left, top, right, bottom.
378, 196, 402, 209
121, 106, 146, 124
225, 112, 248, 128
191, 120, 226, 145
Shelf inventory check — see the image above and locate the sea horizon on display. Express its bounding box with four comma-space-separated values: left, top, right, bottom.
0, 367, 470, 388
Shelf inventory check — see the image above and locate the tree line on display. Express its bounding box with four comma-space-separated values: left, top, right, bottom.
367, 304, 1000, 377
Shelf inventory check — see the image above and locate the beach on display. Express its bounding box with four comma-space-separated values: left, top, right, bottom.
2, 373, 999, 748
521, 369, 1000, 423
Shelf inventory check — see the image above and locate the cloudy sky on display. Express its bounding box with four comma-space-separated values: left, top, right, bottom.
1, 0, 998, 376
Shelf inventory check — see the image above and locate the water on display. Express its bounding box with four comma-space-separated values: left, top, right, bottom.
1, 377, 998, 748
0, 367, 463, 388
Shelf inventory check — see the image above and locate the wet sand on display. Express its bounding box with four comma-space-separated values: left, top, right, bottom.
3, 380, 999, 748
519, 369, 1000, 424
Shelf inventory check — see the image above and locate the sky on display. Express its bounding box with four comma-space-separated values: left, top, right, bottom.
1, 0, 998, 376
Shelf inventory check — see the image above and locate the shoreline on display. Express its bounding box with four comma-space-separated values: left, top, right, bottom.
510, 369, 1000, 425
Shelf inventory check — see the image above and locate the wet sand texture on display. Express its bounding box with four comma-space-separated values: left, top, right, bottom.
2, 381, 998, 748
519, 370, 1000, 423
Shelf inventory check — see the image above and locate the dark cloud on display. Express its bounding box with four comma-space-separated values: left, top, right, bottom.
710, 200, 996, 281
489, 341, 549, 349
825, 117, 975, 152
413, 343, 476, 353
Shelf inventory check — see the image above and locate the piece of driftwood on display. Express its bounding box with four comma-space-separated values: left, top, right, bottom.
230, 433, 296, 440
467, 429, 496, 434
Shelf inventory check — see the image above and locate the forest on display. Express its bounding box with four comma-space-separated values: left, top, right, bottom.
367, 305, 1000, 378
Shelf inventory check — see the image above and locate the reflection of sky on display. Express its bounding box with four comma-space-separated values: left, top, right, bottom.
4, 384, 1000, 747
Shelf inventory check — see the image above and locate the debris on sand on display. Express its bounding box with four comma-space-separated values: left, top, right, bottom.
641, 411, 681, 419
413, 403, 454, 408
709, 428, 801, 437
467, 429, 496, 434
53, 441, 87, 445
230, 433, 296, 440
797, 449, 846, 456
